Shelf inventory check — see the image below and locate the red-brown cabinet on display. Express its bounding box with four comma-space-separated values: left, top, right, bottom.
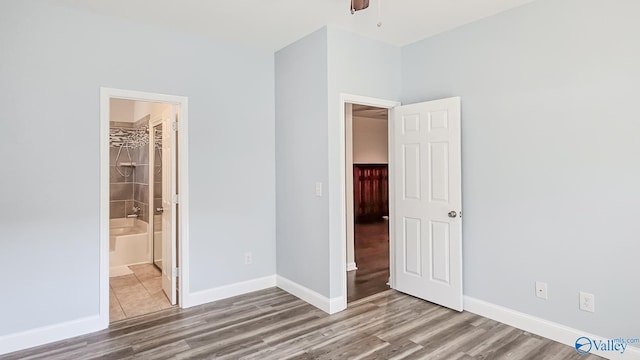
353, 164, 389, 223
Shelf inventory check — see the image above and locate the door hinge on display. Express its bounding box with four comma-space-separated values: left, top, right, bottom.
171, 120, 178, 132
172, 267, 180, 277
173, 194, 179, 204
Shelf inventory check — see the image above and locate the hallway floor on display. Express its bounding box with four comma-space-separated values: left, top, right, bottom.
110, 263, 172, 322
347, 219, 390, 303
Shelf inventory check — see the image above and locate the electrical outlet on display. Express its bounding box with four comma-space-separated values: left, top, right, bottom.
244, 252, 252, 265
315, 182, 322, 197
579, 291, 595, 312
535, 281, 548, 300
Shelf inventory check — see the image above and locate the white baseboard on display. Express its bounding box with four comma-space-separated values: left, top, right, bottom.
183, 275, 276, 308
464, 296, 640, 360
0, 315, 104, 356
276, 275, 345, 314
346, 262, 358, 272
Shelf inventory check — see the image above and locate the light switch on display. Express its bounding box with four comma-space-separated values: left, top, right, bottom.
315, 182, 322, 197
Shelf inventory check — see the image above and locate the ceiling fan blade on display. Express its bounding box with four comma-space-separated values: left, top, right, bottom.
351, 0, 370, 12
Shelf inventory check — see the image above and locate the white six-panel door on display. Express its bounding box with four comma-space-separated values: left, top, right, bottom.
392, 97, 462, 311
161, 106, 177, 305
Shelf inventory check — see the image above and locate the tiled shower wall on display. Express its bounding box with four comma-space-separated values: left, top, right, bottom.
109, 117, 150, 223
152, 125, 162, 221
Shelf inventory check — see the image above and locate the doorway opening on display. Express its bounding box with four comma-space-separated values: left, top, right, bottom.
100, 88, 189, 327
338, 94, 463, 313
346, 103, 391, 303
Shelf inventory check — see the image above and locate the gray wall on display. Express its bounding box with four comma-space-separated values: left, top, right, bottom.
3, 0, 636, 346
0, 0, 275, 336
326, 26, 401, 298
275, 28, 330, 296
402, 0, 640, 339
275, 26, 401, 299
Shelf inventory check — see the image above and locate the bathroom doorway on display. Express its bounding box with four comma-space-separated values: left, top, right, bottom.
100, 88, 189, 326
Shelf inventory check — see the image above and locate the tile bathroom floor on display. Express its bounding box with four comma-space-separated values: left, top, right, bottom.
110, 264, 173, 322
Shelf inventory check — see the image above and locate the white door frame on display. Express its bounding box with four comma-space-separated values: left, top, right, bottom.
338, 94, 400, 310
99, 87, 190, 328
149, 114, 163, 266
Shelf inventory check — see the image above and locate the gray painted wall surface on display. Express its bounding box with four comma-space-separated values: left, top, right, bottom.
275, 28, 330, 296
274, 26, 401, 299
2, 0, 637, 347
0, 1, 275, 336
326, 26, 402, 298
402, 0, 640, 339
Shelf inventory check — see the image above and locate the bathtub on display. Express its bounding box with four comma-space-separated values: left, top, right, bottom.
110, 218, 149, 276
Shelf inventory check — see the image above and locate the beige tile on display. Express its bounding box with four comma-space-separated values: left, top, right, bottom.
120, 302, 155, 318
109, 288, 126, 322
114, 283, 150, 304
110, 305, 126, 322
109, 288, 119, 304
141, 277, 163, 295
149, 291, 172, 310
119, 289, 172, 318
120, 297, 166, 318
110, 274, 139, 289
130, 263, 161, 281
109, 265, 174, 322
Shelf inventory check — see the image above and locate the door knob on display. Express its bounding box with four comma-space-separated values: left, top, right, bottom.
157, 207, 164, 213
448, 211, 457, 218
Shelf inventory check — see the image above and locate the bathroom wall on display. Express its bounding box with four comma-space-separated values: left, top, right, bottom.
109, 121, 135, 219
109, 116, 150, 223
152, 125, 162, 220
132, 116, 149, 223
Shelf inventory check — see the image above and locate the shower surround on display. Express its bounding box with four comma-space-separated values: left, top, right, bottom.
109, 116, 150, 223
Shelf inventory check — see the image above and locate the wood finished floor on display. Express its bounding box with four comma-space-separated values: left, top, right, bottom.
3, 288, 603, 360
348, 220, 390, 303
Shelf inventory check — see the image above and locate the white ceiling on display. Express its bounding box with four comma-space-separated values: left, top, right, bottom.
51, 0, 536, 51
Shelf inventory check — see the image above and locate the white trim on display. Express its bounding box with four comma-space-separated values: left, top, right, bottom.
276, 275, 344, 314
99, 90, 110, 330
464, 296, 640, 360
337, 94, 400, 311
184, 276, 276, 308
177, 100, 190, 308
346, 262, 358, 272
340, 94, 400, 109
100, 87, 190, 324
345, 103, 356, 274
148, 114, 162, 267
0, 316, 102, 355
328, 296, 346, 314
387, 106, 396, 290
